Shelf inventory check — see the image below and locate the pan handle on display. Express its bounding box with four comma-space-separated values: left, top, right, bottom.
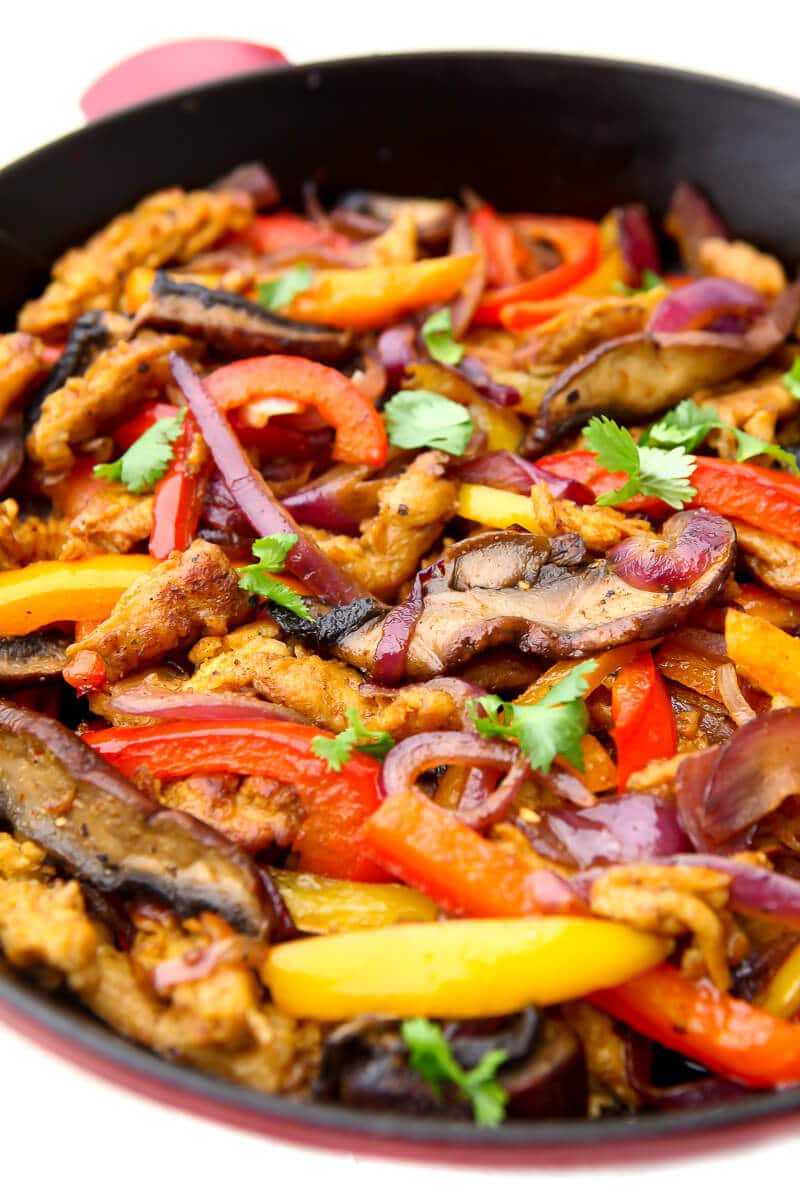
81, 38, 289, 121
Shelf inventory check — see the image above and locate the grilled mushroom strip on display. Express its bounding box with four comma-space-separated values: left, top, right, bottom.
0, 632, 69, 682
528, 283, 800, 452
324, 520, 735, 680
0, 702, 269, 935
133, 272, 355, 363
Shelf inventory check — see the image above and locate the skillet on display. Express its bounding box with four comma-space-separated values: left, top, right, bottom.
1, 50, 800, 1162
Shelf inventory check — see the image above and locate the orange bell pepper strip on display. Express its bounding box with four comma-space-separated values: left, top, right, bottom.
277, 254, 478, 331
592, 963, 800, 1087
725, 607, 800, 706
204, 355, 388, 468
732, 583, 800, 631
474, 216, 600, 325
611, 650, 677, 790
231, 211, 352, 256
361, 789, 584, 918
0, 556, 154, 637
149, 412, 211, 560
84, 719, 388, 883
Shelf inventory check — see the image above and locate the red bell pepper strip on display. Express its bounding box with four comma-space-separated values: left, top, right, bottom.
361, 789, 583, 917
535, 450, 669, 517
688, 458, 800, 546
475, 215, 601, 325
538, 451, 800, 544
84, 719, 388, 882
149, 413, 210, 560
611, 650, 677, 789
112, 402, 181, 452
63, 650, 108, 695
592, 964, 800, 1087
230, 211, 352, 256
469, 203, 536, 288
204, 356, 388, 468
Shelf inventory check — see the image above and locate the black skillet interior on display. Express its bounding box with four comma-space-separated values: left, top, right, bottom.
1, 51, 800, 1149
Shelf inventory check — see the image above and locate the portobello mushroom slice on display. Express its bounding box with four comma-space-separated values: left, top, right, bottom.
0, 632, 69, 682
527, 282, 800, 452
27, 310, 132, 430
133, 271, 355, 363
330, 519, 735, 680
0, 702, 269, 935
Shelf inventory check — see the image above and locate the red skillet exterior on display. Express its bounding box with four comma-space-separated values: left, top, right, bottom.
2, 50, 800, 1159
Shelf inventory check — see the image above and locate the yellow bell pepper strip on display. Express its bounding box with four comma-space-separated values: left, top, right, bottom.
755, 943, 800, 1019
264, 916, 669, 1020
275, 255, 478, 332
592, 963, 800, 1087
271, 869, 437, 935
725, 607, 800, 705
0, 556, 154, 637
361, 789, 583, 918
456, 482, 543, 533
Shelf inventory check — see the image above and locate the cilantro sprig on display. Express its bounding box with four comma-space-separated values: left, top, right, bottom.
93, 409, 185, 493
783, 356, 800, 401
421, 307, 464, 366
257, 264, 313, 311
402, 1018, 508, 1128
583, 415, 697, 508
311, 706, 395, 771
611, 269, 666, 297
384, 389, 473, 456
468, 660, 597, 774
644, 398, 799, 474
237, 533, 310, 619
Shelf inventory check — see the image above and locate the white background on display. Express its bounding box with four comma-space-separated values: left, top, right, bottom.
2, 1, 799, 1195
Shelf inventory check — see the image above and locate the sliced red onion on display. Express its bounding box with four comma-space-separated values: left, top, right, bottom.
372, 558, 444, 686
449, 212, 487, 338
608, 510, 733, 592
458, 450, 594, 504
668, 854, 800, 927
522, 792, 691, 870
283, 464, 374, 536
380, 730, 529, 831
676, 708, 800, 849
615, 205, 661, 285
105, 678, 303, 724
211, 162, 280, 209
0, 413, 24, 492
647, 278, 766, 334
170, 353, 364, 606
665, 182, 728, 271
457, 355, 520, 408
716, 663, 756, 728
376, 324, 417, 388
625, 1035, 750, 1111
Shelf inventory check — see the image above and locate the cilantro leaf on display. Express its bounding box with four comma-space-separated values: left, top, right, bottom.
646, 397, 800, 475
237, 533, 310, 619
384, 390, 473, 455
311, 706, 395, 771
421, 307, 465, 366
783, 357, 800, 400
611, 269, 666, 296
257, 264, 313, 311
468, 660, 597, 773
401, 1018, 509, 1128
584, 415, 697, 508
93, 409, 185, 494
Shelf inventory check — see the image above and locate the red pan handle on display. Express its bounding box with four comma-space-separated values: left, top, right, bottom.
81, 38, 289, 121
